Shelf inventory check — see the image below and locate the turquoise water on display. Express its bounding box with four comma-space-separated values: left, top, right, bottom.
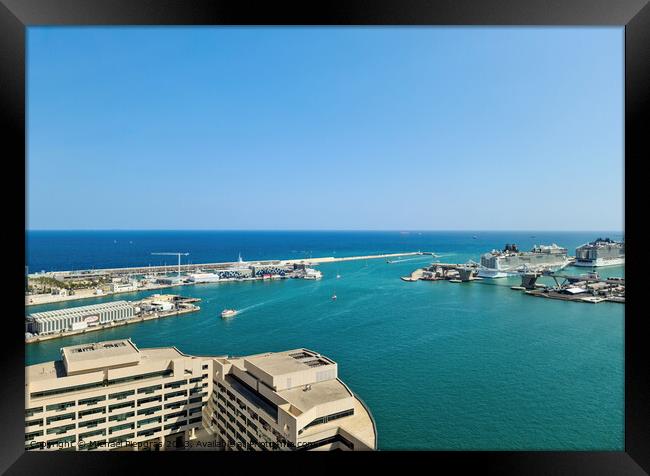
25, 231, 624, 450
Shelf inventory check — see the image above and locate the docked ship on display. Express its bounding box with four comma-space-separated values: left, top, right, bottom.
574, 238, 624, 267
478, 243, 570, 278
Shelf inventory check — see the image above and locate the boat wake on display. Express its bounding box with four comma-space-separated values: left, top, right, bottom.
236, 297, 283, 315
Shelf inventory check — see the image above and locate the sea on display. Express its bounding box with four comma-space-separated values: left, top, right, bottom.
25, 230, 624, 450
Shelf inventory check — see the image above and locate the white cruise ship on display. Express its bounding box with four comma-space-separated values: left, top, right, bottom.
574, 238, 624, 267
478, 243, 570, 278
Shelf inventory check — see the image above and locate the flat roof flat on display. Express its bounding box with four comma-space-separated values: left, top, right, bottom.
244, 349, 335, 378
278, 378, 352, 413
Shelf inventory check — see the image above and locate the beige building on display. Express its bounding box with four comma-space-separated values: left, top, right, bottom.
25, 340, 377, 451
206, 349, 377, 451
25, 339, 211, 451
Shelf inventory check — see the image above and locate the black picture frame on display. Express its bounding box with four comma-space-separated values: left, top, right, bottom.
2, 0, 648, 474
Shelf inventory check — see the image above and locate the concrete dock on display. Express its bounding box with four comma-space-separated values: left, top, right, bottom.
26, 252, 433, 306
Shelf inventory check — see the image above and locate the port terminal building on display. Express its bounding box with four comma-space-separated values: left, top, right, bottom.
26, 301, 136, 335
25, 339, 376, 451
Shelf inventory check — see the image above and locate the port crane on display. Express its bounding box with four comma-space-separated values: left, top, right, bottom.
151, 252, 189, 278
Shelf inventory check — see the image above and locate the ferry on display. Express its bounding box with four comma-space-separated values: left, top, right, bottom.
221, 309, 238, 319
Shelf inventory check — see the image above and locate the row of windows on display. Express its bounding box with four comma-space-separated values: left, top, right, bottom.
301, 409, 355, 433
29, 376, 208, 417
29, 369, 174, 399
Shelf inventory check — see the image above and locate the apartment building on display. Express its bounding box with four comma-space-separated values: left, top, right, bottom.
25, 340, 377, 451
25, 339, 211, 451
207, 349, 377, 451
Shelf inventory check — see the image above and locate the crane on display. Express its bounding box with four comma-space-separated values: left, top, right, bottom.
151, 252, 189, 278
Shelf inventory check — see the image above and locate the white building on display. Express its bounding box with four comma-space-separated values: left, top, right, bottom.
27, 301, 136, 335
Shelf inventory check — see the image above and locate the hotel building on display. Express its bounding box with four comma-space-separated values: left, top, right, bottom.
25, 340, 376, 451
206, 349, 377, 451
25, 339, 211, 451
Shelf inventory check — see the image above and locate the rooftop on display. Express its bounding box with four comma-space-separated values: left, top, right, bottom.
62, 339, 141, 375
245, 349, 335, 379
278, 378, 352, 414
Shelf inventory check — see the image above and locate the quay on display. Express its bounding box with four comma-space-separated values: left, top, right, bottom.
513, 271, 625, 304
25, 294, 201, 344
26, 251, 433, 307
29, 251, 433, 279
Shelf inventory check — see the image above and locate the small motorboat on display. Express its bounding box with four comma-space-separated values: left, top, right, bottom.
221, 309, 238, 319
331, 294, 337, 301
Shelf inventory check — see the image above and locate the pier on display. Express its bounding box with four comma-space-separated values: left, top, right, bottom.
26, 251, 434, 306
25, 295, 201, 343
513, 271, 625, 304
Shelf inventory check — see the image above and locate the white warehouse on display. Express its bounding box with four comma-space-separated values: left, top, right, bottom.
27, 301, 136, 335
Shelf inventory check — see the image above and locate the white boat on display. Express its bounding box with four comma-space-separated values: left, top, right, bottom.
331, 294, 337, 301
221, 309, 238, 319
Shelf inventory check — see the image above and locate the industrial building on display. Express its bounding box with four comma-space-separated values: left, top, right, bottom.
26, 301, 136, 335
25, 340, 377, 451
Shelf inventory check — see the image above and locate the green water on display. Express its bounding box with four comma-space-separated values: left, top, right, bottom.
26, 257, 624, 450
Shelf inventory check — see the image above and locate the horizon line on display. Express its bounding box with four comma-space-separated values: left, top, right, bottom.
26, 228, 625, 233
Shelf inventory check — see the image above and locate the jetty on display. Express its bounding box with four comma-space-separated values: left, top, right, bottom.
27, 251, 435, 306
513, 271, 625, 304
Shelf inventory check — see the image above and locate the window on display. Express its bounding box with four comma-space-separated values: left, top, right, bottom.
46, 413, 75, 425
25, 430, 43, 441
164, 390, 186, 401
164, 379, 187, 389
301, 409, 354, 432
47, 424, 75, 435
137, 396, 162, 406
78, 417, 106, 429
46, 401, 75, 412
79, 407, 105, 418
109, 390, 135, 400
109, 401, 134, 412
138, 385, 162, 395
109, 411, 134, 422
78, 395, 106, 406
165, 411, 186, 421
109, 422, 134, 434
137, 405, 162, 416
137, 416, 162, 427
79, 429, 106, 439
32, 381, 104, 399
25, 407, 43, 417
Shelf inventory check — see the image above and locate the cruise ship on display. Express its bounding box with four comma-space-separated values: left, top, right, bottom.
478, 243, 570, 278
574, 238, 625, 267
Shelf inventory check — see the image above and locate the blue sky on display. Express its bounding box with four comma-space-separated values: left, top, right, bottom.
27, 27, 624, 231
